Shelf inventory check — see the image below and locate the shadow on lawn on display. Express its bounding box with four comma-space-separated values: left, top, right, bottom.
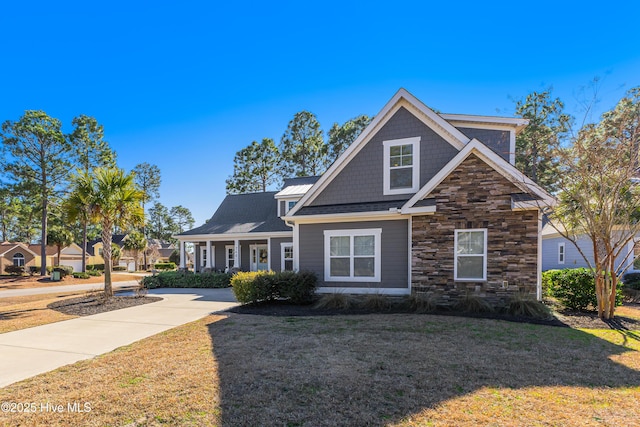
207, 313, 640, 426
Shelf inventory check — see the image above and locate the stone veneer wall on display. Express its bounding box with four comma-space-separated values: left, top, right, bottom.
411, 154, 540, 304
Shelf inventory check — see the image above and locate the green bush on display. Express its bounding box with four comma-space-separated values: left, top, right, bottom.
541, 269, 562, 298
622, 272, 640, 290
154, 262, 176, 271
87, 264, 105, 271
141, 271, 232, 289
547, 268, 623, 311
4, 265, 24, 275
505, 294, 552, 319
72, 272, 90, 279
87, 269, 102, 277
113, 265, 127, 271
28, 266, 39, 276
231, 270, 317, 304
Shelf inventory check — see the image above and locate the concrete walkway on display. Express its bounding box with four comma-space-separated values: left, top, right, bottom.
0, 280, 140, 298
0, 288, 238, 388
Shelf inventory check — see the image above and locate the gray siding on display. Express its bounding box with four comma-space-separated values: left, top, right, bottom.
299, 220, 409, 289
542, 235, 633, 271
310, 107, 459, 206
270, 237, 293, 271
457, 127, 511, 162
279, 201, 285, 216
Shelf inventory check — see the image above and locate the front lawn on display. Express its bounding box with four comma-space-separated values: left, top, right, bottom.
1, 313, 638, 426
0, 292, 83, 333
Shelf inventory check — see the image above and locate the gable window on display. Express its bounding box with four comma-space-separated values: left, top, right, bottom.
324, 229, 381, 282
454, 229, 487, 281
13, 252, 25, 267
558, 242, 565, 264
281, 243, 294, 271
383, 137, 420, 195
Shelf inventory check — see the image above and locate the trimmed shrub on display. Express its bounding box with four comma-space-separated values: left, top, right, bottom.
141, 271, 232, 289
4, 265, 24, 275
541, 269, 562, 299
622, 272, 640, 290
113, 265, 127, 271
154, 262, 176, 271
87, 269, 102, 277
72, 272, 90, 279
231, 270, 318, 304
547, 268, 623, 311
87, 264, 105, 271
52, 265, 73, 278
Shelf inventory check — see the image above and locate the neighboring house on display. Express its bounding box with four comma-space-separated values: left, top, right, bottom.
177, 89, 553, 301
86, 234, 135, 270
86, 235, 177, 271
145, 239, 177, 268
541, 223, 638, 273
0, 242, 88, 272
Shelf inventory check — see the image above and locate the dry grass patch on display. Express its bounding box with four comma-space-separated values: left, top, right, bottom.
0, 292, 83, 333
0, 273, 142, 290
0, 315, 226, 426
1, 314, 639, 426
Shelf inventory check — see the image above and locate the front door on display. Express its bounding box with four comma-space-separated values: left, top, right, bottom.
250, 245, 269, 271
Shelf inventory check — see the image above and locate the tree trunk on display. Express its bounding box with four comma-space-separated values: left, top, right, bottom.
40, 186, 48, 276
102, 220, 113, 297
81, 218, 87, 273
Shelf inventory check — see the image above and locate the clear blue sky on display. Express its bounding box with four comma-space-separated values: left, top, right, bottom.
2, 1, 639, 226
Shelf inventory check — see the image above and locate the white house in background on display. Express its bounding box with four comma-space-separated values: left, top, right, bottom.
541, 222, 639, 273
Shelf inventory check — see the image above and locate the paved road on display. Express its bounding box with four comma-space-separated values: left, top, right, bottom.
0, 280, 141, 298
0, 288, 238, 388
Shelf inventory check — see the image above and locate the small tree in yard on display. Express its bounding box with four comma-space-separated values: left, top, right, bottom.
122, 231, 146, 271
550, 86, 640, 319
65, 168, 144, 297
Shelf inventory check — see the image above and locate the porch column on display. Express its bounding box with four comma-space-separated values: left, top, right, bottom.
179, 241, 186, 269
206, 240, 212, 269
234, 239, 240, 268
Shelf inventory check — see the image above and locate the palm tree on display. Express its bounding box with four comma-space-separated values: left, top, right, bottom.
47, 225, 74, 267
122, 231, 147, 271
65, 168, 144, 297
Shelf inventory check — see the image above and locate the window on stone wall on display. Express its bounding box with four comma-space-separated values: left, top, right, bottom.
454, 229, 487, 281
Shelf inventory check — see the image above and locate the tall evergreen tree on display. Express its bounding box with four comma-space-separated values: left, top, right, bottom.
226, 138, 280, 194
0, 111, 72, 275
326, 114, 371, 166
280, 111, 325, 177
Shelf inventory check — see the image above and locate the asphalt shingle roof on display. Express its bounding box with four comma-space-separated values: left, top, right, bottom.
179, 192, 291, 236
295, 200, 409, 216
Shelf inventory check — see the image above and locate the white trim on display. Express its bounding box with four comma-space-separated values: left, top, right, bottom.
537, 211, 543, 300
316, 287, 410, 295
323, 228, 382, 282
225, 245, 235, 270
512, 200, 541, 211
408, 216, 412, 292
402, 206, 436, 215
179, 241, 186, 269
440, 114, 529, 128
249, 244, 269, 271
509, 129, 516, 165
285, 211, 405, 224
0, 243, 38, 257
558, 242, 565, 265
383, 137, 421, 195
206, 240, 213, 269
233, 240, 240, 268
402, 139, 555, 213
175, 231, 292, 242
454, 228, 487, 281
288, 89, 471, 216
267, 237, 271, 271
293, 222, 300, 271
199, 246, 208, 268
281, 242, 294, 271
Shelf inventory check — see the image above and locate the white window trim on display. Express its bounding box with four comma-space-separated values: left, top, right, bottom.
454, 229, 487, 281
281, 242, 294, 271
249, 244, 269, 272
383, 136, 421, 195
225, 245, 235, 269
323, 228, 382, 282
558, 242, 565, 264
200, 247, 207, 268
278, 198, 299, 216
13, 252, 25, 267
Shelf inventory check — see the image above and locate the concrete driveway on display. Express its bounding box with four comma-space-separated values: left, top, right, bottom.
0, 288, 238, 388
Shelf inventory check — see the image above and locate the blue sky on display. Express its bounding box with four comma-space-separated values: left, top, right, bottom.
2, 1, 639, 225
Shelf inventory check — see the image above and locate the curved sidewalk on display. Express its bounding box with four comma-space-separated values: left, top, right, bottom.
0, 288, 238, 388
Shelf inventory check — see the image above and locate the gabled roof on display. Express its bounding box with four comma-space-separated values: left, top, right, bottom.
86, 234, 128, 256
441, 113, 529, 134
0, 242, 38, 257
287, 88, 472, 217
402, 139, 555, 213
178, 191, 291, 236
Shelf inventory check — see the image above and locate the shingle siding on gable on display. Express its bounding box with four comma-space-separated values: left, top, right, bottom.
309, 107, 459, 207
457, 127, 511, 162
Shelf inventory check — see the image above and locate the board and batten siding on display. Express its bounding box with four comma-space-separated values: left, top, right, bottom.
298, 220, 409, 289
310, 107, 459, 207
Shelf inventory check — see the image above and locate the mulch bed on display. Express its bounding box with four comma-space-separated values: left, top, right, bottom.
229, 300, 640, 330
48, 294, 162, 316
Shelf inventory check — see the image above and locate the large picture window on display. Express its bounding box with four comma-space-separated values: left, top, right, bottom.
324, 229, 381, 282
454, 229, 487, 281
383, 137, 420, 195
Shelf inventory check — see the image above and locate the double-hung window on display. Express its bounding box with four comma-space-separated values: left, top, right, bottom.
324, 229, 381, 282
383, 137, 420, 195
558, 242, 565, 264
281, 243, 294, 271
454, 229, 487, 281
225, 245, 236, 269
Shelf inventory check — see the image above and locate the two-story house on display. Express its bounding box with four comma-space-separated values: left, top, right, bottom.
176, 89, 553, 301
